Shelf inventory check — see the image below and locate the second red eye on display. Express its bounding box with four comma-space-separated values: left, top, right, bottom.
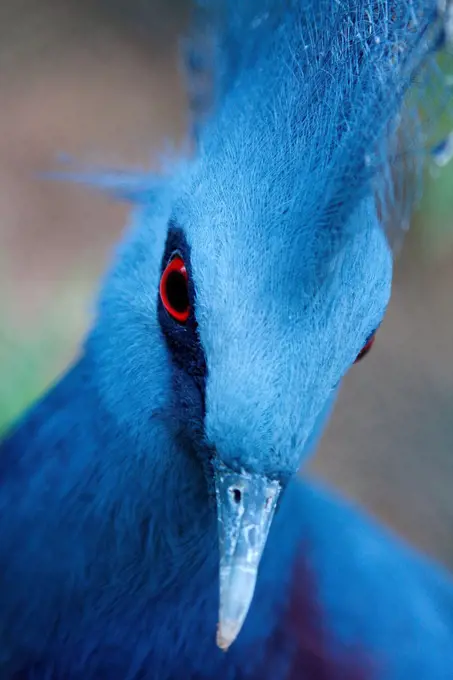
159, 256, 190, 323
354, 332, 376, 363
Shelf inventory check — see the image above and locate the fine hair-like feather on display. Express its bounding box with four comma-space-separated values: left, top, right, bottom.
185, 0, 453, 255
52, 1, 452, 254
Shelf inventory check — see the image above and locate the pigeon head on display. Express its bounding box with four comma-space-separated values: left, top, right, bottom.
80, 0, 451, 652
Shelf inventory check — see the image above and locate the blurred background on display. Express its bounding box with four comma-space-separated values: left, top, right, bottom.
1, 1, 452, 567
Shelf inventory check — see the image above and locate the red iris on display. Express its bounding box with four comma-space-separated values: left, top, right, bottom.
159, 256, 190, 323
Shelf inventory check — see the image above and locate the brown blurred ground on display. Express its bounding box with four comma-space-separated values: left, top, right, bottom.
0, 2, 452, 568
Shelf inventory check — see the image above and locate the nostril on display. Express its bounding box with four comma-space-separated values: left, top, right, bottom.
230, 487, 242, 504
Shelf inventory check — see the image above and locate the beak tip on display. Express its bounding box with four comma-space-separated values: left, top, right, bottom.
216, 621, 239, 652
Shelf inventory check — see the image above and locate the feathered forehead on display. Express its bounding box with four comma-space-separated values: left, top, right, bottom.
186, 0, 452, 247
52, 0, 451, 248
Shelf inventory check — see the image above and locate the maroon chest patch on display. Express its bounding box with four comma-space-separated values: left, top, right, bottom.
237, 552, 375, 680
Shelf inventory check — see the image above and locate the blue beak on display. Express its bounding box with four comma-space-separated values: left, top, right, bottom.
213, 459, 281, 650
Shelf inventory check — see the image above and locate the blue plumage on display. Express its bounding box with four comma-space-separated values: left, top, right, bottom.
1, 1, 453, 678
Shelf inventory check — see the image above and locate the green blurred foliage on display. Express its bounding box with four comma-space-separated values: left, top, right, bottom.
0, 293, 89, 435
0, 328, 55, 435
416, 161, 453, 254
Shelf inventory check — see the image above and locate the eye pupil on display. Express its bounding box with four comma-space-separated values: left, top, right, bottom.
160, 256, 190, 323
165, 271, 189, 314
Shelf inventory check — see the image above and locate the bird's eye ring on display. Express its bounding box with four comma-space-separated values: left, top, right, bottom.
354, 330, 376, 363
160, 255, 190, 323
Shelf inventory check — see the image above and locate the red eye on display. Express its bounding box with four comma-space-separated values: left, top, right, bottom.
354, 332, 376, 363
159, 256, 190, 323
